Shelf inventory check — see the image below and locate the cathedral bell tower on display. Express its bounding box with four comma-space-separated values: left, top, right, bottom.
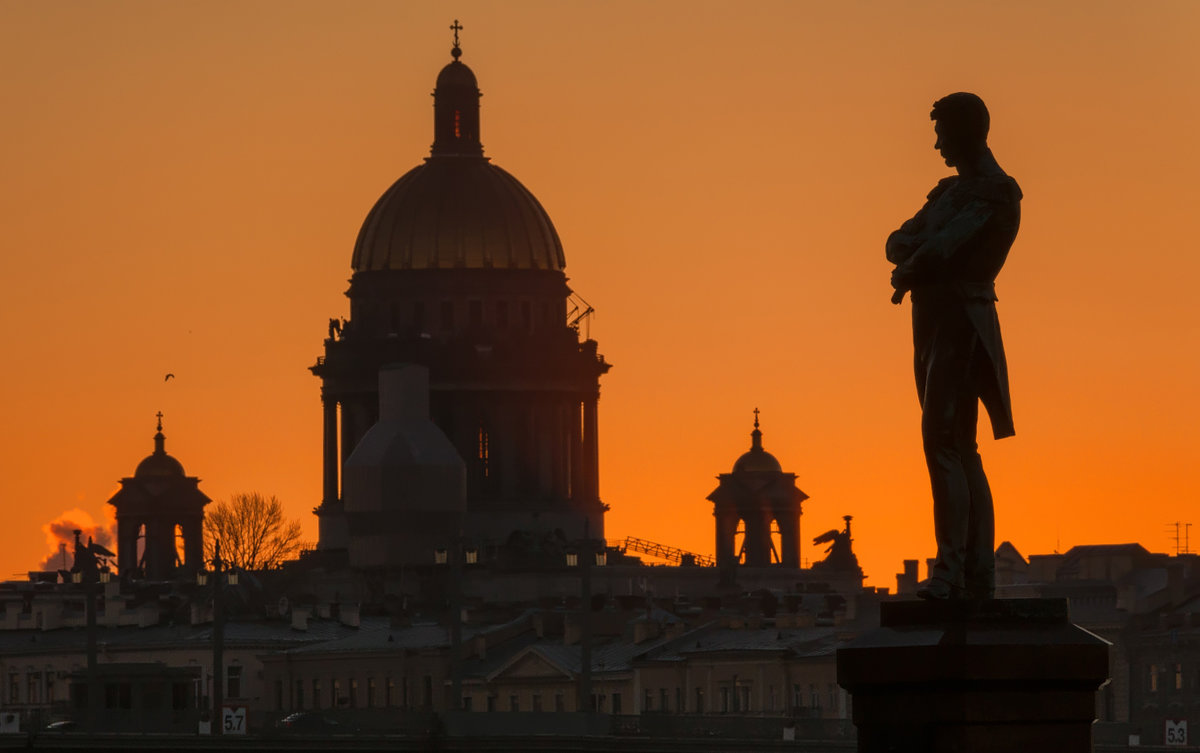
106, 415, 210, 579
312, 24, 610, 558
708, 411, 808, 568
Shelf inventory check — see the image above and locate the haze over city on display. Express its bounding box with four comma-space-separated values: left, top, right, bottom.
1, 1, 1198, 586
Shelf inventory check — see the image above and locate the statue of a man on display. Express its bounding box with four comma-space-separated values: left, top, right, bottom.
887, 92, 1021, 600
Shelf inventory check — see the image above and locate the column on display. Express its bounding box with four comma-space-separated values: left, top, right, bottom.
322, 395, 338, 504
569, 398, 583, 503
583, 396, 599, 503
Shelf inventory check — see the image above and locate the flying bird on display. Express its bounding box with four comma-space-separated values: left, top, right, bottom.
164, 373, 175, 381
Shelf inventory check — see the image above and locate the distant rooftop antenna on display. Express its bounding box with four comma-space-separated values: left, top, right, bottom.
1167, 522, 1193, 555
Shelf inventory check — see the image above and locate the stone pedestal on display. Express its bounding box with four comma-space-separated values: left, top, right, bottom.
837, 598, 1109, 752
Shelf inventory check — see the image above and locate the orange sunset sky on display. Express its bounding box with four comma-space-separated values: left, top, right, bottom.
2, 2, 1198, 586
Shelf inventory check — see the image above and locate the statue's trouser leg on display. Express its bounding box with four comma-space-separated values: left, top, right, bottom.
919, 323, 995, 594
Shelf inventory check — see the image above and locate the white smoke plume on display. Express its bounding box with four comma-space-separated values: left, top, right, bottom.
36, 507, 117, 572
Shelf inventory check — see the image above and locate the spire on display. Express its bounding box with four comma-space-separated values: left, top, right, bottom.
431, 20, 484, 158
450, 19, 463, 60
751, 407, 763, 450
154, 411, 166, 454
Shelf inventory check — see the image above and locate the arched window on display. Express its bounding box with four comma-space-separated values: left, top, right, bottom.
135, 524, 147, 571
733, 519, 747, 564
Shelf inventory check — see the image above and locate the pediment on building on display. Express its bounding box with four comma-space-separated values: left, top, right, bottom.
487, 647, 574, 682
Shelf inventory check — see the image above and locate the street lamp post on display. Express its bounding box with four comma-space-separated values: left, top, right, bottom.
199, 541, 238, 735
569, 520, 606, 712
436, 532, 475, 712
70, 529, 113, 733
212, 541, 224, 736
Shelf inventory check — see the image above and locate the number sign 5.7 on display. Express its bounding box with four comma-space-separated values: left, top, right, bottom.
222, 706, 247, 735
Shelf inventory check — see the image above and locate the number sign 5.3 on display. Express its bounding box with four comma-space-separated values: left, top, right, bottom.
1165, 718, 1187, 747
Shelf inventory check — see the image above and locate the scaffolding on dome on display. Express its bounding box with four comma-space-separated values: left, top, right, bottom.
618, 537, 716, 567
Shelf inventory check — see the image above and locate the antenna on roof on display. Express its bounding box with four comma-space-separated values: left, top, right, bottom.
1167, 522, 1193, 556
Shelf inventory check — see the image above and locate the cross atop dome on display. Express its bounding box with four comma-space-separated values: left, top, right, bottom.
450, 19, 463, 60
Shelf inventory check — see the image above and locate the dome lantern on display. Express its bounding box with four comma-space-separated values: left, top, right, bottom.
432, 19, 483, 158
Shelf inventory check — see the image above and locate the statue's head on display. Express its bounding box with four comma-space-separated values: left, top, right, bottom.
930, 92, 989, 167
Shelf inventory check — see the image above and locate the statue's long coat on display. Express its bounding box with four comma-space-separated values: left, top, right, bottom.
892, 173, 1021, 439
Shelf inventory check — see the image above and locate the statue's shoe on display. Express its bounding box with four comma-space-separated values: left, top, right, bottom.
915, 578, 959, 600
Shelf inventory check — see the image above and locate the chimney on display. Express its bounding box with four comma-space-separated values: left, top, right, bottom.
896, 560, 919, 596
379, 364, 430, 421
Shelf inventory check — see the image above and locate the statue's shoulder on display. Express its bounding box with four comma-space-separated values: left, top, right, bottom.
968, 173, 1023, 205
926, 176, 958, 201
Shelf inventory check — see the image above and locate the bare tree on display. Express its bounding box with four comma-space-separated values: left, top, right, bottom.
203, 493, 303, 570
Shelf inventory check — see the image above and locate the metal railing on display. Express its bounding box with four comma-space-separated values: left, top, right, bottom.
619, 537, 716, 567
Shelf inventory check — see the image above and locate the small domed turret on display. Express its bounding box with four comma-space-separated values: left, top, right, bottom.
134, 415, 186, 477
732, 412, 782, 473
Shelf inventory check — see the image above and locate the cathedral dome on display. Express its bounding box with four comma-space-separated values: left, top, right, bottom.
351, 46, 565, 273
351, 159, 565, 272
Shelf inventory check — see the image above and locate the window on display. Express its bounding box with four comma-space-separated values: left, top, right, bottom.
27, 674, 39, 705
332, 679, 340, 707
496, 301, 509, 329
676, 687, 683, 714
422, 675, 433, 708
810, 683, 819, 709
45, 674, 55, 704
720, 687, 729, 713
1149, 664, 1159, 692
462, 695, 472, 711
739, 685, 751, 712
367, 678, 375, 708
612, 692, 622, 714
793, 683, 803, 709
487, 695, 496, 712
554, 692, 564, 712
295, 680, 304, 710
469, 300, 482, 327
478, 425, 490, 479
385, 677, 394, 707
660, 688, 669, 712
521, 301, 532, 331
767, 684, 775, 712
349, 678, 358, 707
828, 683, 838, 713
9, 673, 18, 704
227, 665, 242, 699
509, 694, 519, 712
414, 301, 426, 331
644, 689, 653, 712
274, 680, 283, 710
440, 301, 455, 331
532, 693, 542, 711
313, 679, 322, 709
695, 687, 704, 713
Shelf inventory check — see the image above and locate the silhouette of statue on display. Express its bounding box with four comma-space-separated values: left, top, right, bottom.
886, 93, 1021, 600
812, 515, 861, 573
